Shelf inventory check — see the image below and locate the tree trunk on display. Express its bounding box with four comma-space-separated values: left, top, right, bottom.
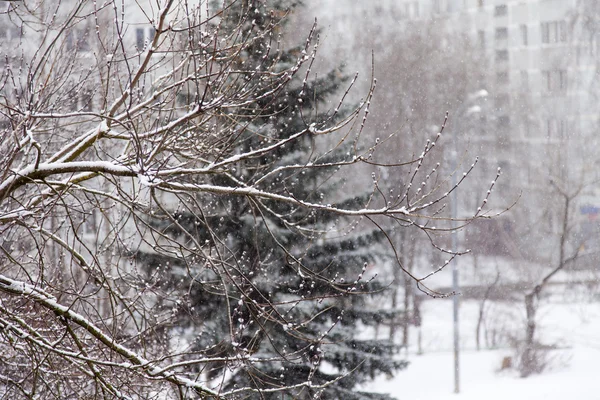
402, 235, 416, 349
475, 270, 500, 351
388, 282, 399, 343
402, 273, 411, 349
475, 304, 483, 351
520, 184, 579, 377
520, 290, 538, 377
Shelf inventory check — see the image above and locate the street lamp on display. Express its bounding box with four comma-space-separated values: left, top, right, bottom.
451, 90, 487, 394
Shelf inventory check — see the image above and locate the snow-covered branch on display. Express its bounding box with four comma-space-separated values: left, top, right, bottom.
0, 273, 220, 397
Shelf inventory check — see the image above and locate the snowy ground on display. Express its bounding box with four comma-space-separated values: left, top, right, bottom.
362, 296, 600, 399
366, 346, 600, 400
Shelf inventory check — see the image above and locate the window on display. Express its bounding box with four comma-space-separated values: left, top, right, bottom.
82, 209, 98, 236
585, 34, 599, 56
560, 21, 567, 42
495, 27, 508, 40
431, 0, 452, 14
478, 30, 486, 49
406, 2, 419, 19
520, 25, 528, 46
558, 70, 567, 90
447, 1, 460, 12
66, 31, 74, 49
541, 21, 567, 44
497, 115, 510, 128
542, 71, 550, 90
136, 27, 155, 51
496, 71, 509, 84
520, 70, 529, 90
496, 49, 509, 61
78, 30, 90, 51
543, 70, 567, 92
0, 119, 10, 131
547, 119, 567, 139
494, 5, 507, 16
67, 88, 94, 111
10, 27, 20, 40
496, 94, 509, 110
177, 91, 195, 106
541, 24, 548, 43
1, 25, 21, 41
136, 28, 145, 50
148, 27, 156, 42
66, 29, 90, 52
80, 89, 93, 111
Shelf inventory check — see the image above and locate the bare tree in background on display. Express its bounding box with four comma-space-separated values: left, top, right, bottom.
354, 18, 489, 347
518, 179, 591, 377
0, 1, 499, 398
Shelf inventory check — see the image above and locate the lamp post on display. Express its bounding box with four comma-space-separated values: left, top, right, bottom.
451, 90, 487, 394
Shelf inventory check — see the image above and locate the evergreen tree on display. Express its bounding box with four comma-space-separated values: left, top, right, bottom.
136, 1, 407, 398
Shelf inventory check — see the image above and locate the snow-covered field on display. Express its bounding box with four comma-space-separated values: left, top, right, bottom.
366, 346, 600, 400
363, 296, 600, 399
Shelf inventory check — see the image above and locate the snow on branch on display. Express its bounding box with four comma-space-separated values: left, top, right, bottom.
0, 273, 221, 397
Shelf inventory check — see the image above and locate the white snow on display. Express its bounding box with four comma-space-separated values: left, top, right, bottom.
362, 296, 600, 399
366, 346, 600, 400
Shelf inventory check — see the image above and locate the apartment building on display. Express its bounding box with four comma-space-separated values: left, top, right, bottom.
312, 0, 598, 177
306, 0, 600, 259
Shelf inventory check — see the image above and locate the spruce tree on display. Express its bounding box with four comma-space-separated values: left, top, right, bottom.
135, 1, 407, 398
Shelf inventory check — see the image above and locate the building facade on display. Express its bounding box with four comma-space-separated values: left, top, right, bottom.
305, 0, 600, 261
